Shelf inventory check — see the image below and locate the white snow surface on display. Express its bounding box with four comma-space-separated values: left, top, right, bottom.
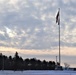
0, 70, 76, 75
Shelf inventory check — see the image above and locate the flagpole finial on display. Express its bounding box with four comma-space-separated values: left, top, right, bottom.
58, 8, 60, 11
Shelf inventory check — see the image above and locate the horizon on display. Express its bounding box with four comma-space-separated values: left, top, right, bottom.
0, 46, 76, 68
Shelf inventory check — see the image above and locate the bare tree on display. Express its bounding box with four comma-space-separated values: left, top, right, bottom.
64, 63, 70, 70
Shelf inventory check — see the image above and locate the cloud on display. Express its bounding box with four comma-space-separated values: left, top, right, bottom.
0, 0, 76, 50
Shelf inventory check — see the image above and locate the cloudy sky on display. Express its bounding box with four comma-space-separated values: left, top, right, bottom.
0, 0, 76, 67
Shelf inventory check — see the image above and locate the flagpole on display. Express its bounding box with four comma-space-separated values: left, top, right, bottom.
58, 8, 61, 66
56, 8, 61, 66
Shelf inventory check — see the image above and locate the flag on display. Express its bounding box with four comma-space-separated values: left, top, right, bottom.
56, 10, 60, 25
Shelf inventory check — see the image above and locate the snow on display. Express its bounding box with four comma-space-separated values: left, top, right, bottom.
0, 70, 76, 75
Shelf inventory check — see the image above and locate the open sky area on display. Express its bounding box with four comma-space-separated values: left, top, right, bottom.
0, 0, 76, 67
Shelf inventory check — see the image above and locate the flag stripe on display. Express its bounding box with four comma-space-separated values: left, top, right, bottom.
56, 10, 60, 25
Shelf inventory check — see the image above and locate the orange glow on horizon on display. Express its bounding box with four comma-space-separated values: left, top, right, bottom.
0, 46, 76, 56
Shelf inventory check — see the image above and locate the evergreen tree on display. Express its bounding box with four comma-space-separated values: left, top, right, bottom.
0, 52, 57, 70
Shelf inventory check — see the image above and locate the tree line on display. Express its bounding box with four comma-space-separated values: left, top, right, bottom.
0, 52, 57, 70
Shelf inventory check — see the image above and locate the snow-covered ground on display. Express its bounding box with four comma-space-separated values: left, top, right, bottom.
0, 70, 76, 75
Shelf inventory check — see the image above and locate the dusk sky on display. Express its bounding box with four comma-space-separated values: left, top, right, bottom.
0, 0, 76, 67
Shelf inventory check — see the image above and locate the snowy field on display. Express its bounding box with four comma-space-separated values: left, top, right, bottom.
0, 70, 76, 75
